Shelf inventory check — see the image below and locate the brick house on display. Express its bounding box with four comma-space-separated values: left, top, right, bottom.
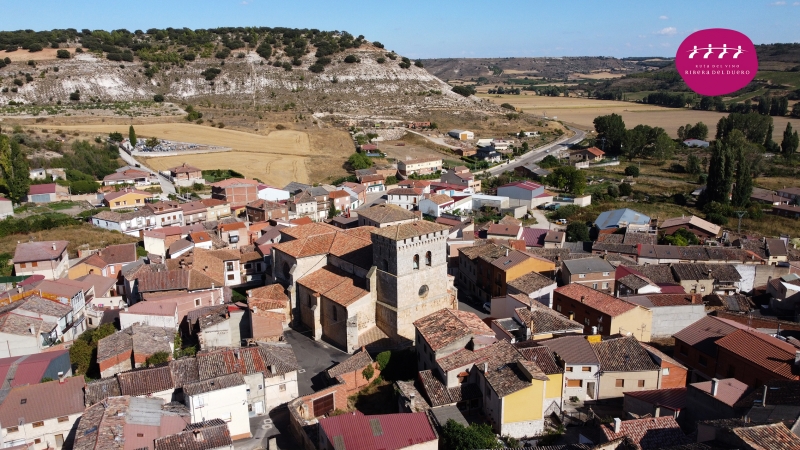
246, 199, 289, 222
714, 329, 800, 387
561, 258, 616, 293
167, 163, 204, 186
210, 178, 259, 206
672, 316, 753, 383
642, 343, 688, 389
324, 350, 380, 394
552, 284, 653, 341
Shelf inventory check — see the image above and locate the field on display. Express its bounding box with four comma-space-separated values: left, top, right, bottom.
2, 48, 76, 62
478, 94, 800, 141
0, 224, 138, 258
27, 123, 321, 186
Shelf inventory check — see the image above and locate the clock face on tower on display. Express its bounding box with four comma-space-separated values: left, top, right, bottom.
419, 285, 429, 298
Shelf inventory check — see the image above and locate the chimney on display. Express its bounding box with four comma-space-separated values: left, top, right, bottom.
613, 418, 621, 433
581, 295, 585, 303
505, 249, 509, 257
29, 325, 35, 335
795, 350, 800, 366
58, 371, 66, 384
762, 385, 769, 407
711, 378, 719, 397
483, 362, 488, 373
52, 243, 56, 251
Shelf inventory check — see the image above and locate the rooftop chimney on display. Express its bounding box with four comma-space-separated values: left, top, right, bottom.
58, 371, 66, 384
52, 243, 56, 251
762, 385, 769, 407
795, 350, 800, 366
581, 295, 585, 303
483, 362, 488, 373
711, 378, 719, 397
613, 418, 621, 433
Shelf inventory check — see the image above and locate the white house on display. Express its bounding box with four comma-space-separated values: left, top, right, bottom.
0, 376, 85, 450
386, 188, 424, 211
258, 184, 291, 202
448, 130, 474, 141
92, 209, 157, 237
119, 301, 179, 330
418, 194, 454, 218
184, 373, 251, 440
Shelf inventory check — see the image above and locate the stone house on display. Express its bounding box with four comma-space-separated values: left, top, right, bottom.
13, 241, 69, 280
590, 336, 661, 400
325, 350, 380, 394
246, 199, 289, 223
68, 242, 138, 279
505, 269, 558, 308
187, 304, 246, 350
490, 302, 583, 342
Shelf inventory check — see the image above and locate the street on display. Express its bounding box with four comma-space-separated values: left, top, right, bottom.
283, 329, 350, 396
483, 126, 587, 177
117, 147, 177, 196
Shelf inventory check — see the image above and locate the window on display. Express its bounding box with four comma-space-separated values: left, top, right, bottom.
727, 365, 736, 378
244, 263, 251, 270
584, 318, 591, 326
110, 266, 115, 274
556, 305, 561, 312
227, 274, 235, 281
602, 282, 609, 289
136, 199, 141, 204
34, 439, 41, 444
32, 421, 44, 428
565, 367, 573, 372
592, 283, 598, 289
88, 318, 93, 325
582, 367, 591, 372
700, 285, 706, 292
31, 262, 38, 268
425, 251, 432, 266
579, 274, 585, 278
662, 368, 670, 376
226, 262, 234, 271
638, 380, 645, 387
195, 298, 201, 307
280, 384, 287, 392
698, 355, 707, 367
19, 263, 26, 268
6, 427, 17, 433
566, 379, 582, 387
615, 379, 624, 388
115, 202, 121, 206
413, 255, 419, 270
603, 272, 609, 276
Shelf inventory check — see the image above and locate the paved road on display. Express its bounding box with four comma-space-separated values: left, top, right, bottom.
283, 329, 350, 396
405, 129, 460, 150
117, 148, 177, 196
483, 126, 586, 177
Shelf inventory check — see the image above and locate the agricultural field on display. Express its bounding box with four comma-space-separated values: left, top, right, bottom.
478, 94, 800, 141
2, 47, 76, 61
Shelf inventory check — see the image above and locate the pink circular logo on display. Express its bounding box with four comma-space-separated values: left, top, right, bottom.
675, 28, 758, 96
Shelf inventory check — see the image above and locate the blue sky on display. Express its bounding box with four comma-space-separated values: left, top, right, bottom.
2, 0, 798, 58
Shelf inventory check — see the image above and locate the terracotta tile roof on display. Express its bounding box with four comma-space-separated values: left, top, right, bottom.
189, 231, 212, 243
371, 221, 449, 241
673, 316, 753, 356
169, 358, 200, 388
0, 377, 85, 426
507, 271, 556, 295
196, 344, 299, 380
319, 411, 437, 450
731, 423, 800, 450
27, 279, 83, 298
715, 329, 799, 379
125, 301, 177, 316
326, 350, 373, 378
154, 420, 232, 450
28, 183, 57, 195
600, 416, 689, 449
281, 222, 339, 240
297, 266, 369, 307
103, 188, 153, 202
640, 343, 687, 370
117, 365, 175, 396
92, 243, 138, 265
187, 304, 229, 330
356, 204, 417, 224
478, 340, 547, 397
486, 223, 520, 237
247, 284, 289, 302
518, 346, 561, 375
427, 193, 454, 205
200, 198, 228, 208
360, 174, 386, 183
690, 378, 749, 407
97, 324, 174, 364
540, 335, 599, 365
217, 221, 247, 232
499, 181, 543, 191
488, 250, 531, 270
458, 242, 508, 261
625, 387, 687, 411
514, 305, 584, 336
13, 240, 68, 263
660, 215, 721, 236
0, 313, 56, 336
84, 377, 121, 406
627, 265, 677, 284
590, 336, 660, 372
387, 187, 424, 196
417, 370, 481, 407
184, 372, 245, 396
436, 348, 484, 372
585, 147, 605, 157
555, 284, 638, 317
618, 274, 652, 290
0, 294, 71, 318
521, 228, 549, 247
767, 238, 789, 257
168, 162, 202, 174
414, 309, 494, 351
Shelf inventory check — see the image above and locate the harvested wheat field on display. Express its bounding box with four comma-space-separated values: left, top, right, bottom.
2, 48, 76, 62
479, 95, 800, 141
145, 152, 309, 186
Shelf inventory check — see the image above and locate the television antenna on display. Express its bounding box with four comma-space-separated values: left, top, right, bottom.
735, 211, 746, 234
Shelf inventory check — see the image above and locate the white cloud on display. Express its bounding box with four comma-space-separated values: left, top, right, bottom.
771, 1, 787, 5
659, 15, 669, 20
794, 1, 800, 5
655, 27, 677, 36
638, 34, 648, 39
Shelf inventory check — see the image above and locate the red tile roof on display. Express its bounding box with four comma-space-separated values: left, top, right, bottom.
297, 267, 369, 307
413, 309, 494, 351
0, 377, 85, 426
624, 387, 687, 411
600, 416, 688, 449
585, 147, 605, 157
555, 283, 638, 317
209, 177, 259, 188
319, 412, 437, 450
715, 329, 800, 380
500, 181, 542, 191
28, 183, 58, 195
732, 422, 800, 450
690, 378, 749, 407
13, 240, 68, 263
672, 316, 754, 356
486, 223, 520, 237
290, 216, 313, 225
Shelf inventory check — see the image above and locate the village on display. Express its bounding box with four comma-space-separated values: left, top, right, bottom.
0, 115, 797, 450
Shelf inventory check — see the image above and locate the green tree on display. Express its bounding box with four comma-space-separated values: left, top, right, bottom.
544, 166, 585, 195
652, 132, 675, 161
328, 202, 339, 219
792, 103, 800, 118
1, 138, 31, 203
687, 122, 709, 140
781, 122, 799, 156
108, 131, 124, 142
452, 85, 476, 97
145, 137, 159, 147
128, 125, 137, 145
347, 152, 372, 170
701, 131, 740, 205
566, 222, 590, 242
69, 339, 93, 375
623, 127, 647, 159
606, 184, 619, 198
593, 113, 626, 154
662, 228, 700, 246
686, 154, 702, 174
145, 351, 171, 367
362, 364, 374, 381
619, 182, 633, 197
624, 165, 640, 177
153, 94, 164, 102
439, 420, 501, 450
376, 351, 391, 371
731, 143, 752, 208
56, 49, 70, 59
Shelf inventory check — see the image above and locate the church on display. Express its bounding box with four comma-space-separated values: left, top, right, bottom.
270, 217, 457, 352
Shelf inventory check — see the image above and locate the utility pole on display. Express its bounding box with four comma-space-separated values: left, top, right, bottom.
735, 210, 746, 235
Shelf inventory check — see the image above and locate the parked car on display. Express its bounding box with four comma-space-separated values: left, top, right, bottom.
556, 219, 568, 225
482, 302, 491, 313
545, 203, 561, 211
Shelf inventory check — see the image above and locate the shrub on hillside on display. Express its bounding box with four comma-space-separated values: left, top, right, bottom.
344, 54, 360, 63
153, 94, 164, 102
624, 165, 640, 177
452, 85, 476, 97
56, 49, 70, 59
28, 43, 43, 52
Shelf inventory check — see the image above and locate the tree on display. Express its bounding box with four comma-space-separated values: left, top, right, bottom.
28, 43, 43, 52
606, 184, 619, 198
362, 364, 374, 381
792, 103, 800, 118
108, 132, 124, 142
593, 113, 626, 154
0, 137, 30, 204
731, 143, 752, 208
145, 137, 159, 148
452, 85, 476, 97
566, 222, 590, 242
145, 351, 171, 367
701, 131, 740, 205
686, 122, 708, 140
328, 202, 339, 219
68, 339, 93, 375
619, 182, 633, 197
781, 122, 799, 156
539, 155, 560, 169
128, 125, 137, 145
344, 54, 359, 63
662, 228, 700, 246
439, 419, 501, 450
69, 90, 80, 101
624, 165, 640, 177
545, 166, 586, 195
652, 132, 675, 161
347, 152, 372, 170
56, 49, 70, 59
153, 94, 164, 102
686, 154, 702, 174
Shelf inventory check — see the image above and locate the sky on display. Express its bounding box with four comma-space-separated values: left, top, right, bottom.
2, 0, 799, 59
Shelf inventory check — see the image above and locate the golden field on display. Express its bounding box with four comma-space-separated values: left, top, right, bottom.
144, 152, 309, 186
478, 94, 800, 141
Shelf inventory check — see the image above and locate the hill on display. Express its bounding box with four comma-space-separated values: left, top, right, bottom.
0, 27, 494, 116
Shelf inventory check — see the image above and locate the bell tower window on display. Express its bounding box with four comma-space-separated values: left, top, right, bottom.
413, 255, 419, 270
425, 251, 432, 266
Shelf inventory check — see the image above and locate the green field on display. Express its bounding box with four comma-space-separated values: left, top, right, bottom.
755, 71, 800, 87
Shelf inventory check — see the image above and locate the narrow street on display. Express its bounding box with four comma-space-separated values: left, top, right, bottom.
117, 147, 177, 196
